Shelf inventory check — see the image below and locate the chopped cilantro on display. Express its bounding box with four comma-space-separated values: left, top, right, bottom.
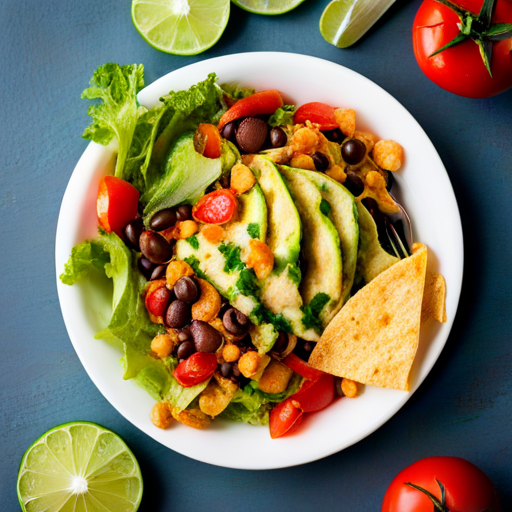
236, 268, 260, 298
247, 223, 260, 239
320, 199, 332, 217
268, 105, 296, 127
301, 292, 331, 333
287, 263, 301, 285
186, 234, 199, 250
218, 242, 244, 273
251, 304, 292, 333
183, 256, 207, 280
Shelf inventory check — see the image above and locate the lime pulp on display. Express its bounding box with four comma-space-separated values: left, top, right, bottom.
320, 0, 397, 49
131, 0, 230, 55
231, 0, 306, 15
17, 422, 143, 512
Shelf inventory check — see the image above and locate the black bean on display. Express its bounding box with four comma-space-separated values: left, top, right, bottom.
342, 138, 367, 166
232, 362, 241, 378
138, 257, 155, 279
236, 118, 268, 154
303, 342, 315, 353
174, 276, 199, 304
222, 121, 237, 142
323, 128, 345, 143
222, 308, 250, 336
178, 327, 191, 342
270, 127, 287, 148
220, 362, 232, 378
272, 332, 288, 354
312, 152, 329, 172
176, 205, 192, 222
166, 300, 191, 328
150, 265, 167, 281
150, 208, 177, 231
344, 171, 365, 196
177, 341, 195, 360
139, 231, 173, 264
190, 320, 223, 353
124, 218, 144, 251
335, 377, 344, 397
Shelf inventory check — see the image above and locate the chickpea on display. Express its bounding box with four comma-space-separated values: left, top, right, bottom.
199, 374, 238, 417
238, 352, 271, 380
171, 407, 211, 429
222, 344, 241, 363
290, 154, 316, 171
166, 260, 194, 288
325, 165, 347, 184
334, 108, 356, 137
174, 220, 198, 240
150, 402, 173, 429
230, 164, 256, 195
341, 378, 359, 398
201, 224, 225, 244
243, 239, 274, 280
150, 334, 177, 358
372, 140, 404, 171
191, 278, 222, 322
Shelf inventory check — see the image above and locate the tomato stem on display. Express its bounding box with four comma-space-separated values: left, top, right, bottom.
430, 0, 512, 78
405, 481, 450, 512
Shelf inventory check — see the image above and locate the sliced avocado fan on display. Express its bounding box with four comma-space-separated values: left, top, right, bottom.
299, 169, 359, 306
245, 156, 319, 341
280, 165, 343, 330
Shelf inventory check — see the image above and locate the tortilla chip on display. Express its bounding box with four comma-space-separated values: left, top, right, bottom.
309, 244, 428, 391
422, 271, 447, 323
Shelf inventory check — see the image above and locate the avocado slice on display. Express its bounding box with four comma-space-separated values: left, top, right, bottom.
300, 170, 359, 306
280, 166, 343, 330
175, 184, 278, 353
245, 156, 319, 341
355, 199, 400, 283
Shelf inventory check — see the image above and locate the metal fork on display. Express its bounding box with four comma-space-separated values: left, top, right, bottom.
385, 190, 413, 260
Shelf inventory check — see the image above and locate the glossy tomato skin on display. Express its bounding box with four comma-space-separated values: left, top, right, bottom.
269, 398, 303, 439
292, 373, 335, 412
293, 102, 338, 130
192, 189, 238, 225
382, 456, 502, 512
282, 353, 326, 381
174, 352, 218, 387
413, 0, 512, 98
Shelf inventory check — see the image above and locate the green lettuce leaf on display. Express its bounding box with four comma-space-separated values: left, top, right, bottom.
268, 105, 296, 127
219, 82, 255, 103
82, 63, 145, 179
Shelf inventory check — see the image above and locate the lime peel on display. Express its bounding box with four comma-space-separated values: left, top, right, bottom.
231, 0, 307, 15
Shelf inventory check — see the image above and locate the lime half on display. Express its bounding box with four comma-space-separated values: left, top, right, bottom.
320, 0, 396, 48
17, 422, 143, 512
132, 0, 230, 55
231, 0, 306, 15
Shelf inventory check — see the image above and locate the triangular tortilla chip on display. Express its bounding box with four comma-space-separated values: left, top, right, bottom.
309, 244, 428, 391
422, 270, 447, 323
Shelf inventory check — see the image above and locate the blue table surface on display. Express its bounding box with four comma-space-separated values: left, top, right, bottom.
1, 0, 511, 509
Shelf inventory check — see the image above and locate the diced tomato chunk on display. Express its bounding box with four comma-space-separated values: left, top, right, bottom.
174, 352, 217, 387
97, 176, 139, 237
192, 189, 237, 225
269, 399, 303, 439
294, 102, 338, 130
292, 373, 335, 413
282, 353, 326, 382
194, 123, 222, 159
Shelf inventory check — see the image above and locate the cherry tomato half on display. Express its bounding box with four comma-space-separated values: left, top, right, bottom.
217, 90, 284, 132
382, 456, 502, 512
192, 189, 238, 225
293, 102, 338, 130
97, 175, 140, 237
292, 373, 335, 413
413, 0, 512, 98
269, 398, 303, 439
174, 352, 218, 388
193, 123, 222, 159
282, 353, 326, 381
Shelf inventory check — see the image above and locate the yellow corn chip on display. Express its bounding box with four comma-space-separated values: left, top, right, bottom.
422, 271, 447, 323
309, 244, 428, 391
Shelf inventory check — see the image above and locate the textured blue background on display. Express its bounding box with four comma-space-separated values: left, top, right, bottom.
1, 0, 511, 509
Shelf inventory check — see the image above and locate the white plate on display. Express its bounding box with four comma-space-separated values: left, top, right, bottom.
55, 52, 463, 470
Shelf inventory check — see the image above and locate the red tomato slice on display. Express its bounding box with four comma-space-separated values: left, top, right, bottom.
282, 353, 326, 381
293, 102, 338, 130
192, 189, 238, 225
217, 90, 284, 131
193, 123, 222, 159
97, 176, 139, 237
174, 352, 217, 387
292, 373, 335, 413
269, 399, 303, 439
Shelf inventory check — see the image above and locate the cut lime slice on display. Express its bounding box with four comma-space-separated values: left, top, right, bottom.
17, 422, 143, 512
320, 0, 396, 48
231, 0, 306, 15
132, 0, 230, 55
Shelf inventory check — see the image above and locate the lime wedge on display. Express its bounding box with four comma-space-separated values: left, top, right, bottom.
131, 0, 230, 55
320, 0, 396, 48
17, 422, 143, 512
231, 0, 306, 15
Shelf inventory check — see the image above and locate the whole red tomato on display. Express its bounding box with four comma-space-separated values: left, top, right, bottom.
382, 456, 502, 512
413, 0, 512, 98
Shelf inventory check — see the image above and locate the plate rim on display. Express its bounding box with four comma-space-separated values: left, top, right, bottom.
55, 51, 464, 470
